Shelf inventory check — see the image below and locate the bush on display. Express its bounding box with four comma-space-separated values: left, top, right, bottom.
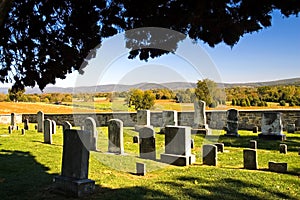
279, 100, 286, 106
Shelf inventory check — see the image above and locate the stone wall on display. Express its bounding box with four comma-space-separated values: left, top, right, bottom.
20, 109, 300, 130
0, 114, 22, 124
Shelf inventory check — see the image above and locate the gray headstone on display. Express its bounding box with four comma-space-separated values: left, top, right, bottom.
287, 124, 295, 133
139, 126, 156, 160
44, 119, 52, 144
62, 121, 72, 132
193, 100, 208, 129
84, 117, 98, 151
191, 139, 195, 149
37, 111, 44, 132
252, 126, 258, 133
52, 120, 57, 134
261, 112, 283, 135
136, 162, 146, 176
54, 129, 95, 197
133, 136, 139, 143
8, 125, 12, 134
225, 109, 239, 136
250, 140, 257, 149
24, 119, 29, 130
243, 149, 258, 170
295, 119, 300, 128
202, 144, 217, 166
214, 143, 224, 153
137, 110, 150, 126
108, 119, 124, 154
279, 144, 287, 154
11, 113, 16, 129
162, 110, 178, 126
160, 126, 196, 166
268, 162, 287, 173
21, 129, 25, 135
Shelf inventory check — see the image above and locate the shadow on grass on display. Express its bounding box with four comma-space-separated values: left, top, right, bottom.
0, 150, 54, 200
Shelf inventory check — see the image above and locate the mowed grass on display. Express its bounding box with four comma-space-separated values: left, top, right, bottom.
0, 123, 299, 200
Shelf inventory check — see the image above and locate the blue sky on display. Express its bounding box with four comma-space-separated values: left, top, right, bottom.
1, 11, 300, 88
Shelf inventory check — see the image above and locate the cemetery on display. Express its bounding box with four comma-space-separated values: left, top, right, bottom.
0, 109, 299, 199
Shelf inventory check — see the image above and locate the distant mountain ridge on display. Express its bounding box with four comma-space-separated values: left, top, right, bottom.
0, 77, 299, 94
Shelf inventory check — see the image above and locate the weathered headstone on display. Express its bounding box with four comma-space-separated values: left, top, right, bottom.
136, 162, 146, 176
37, 111, 44, 132
21, 129, 25, 135
135, 110, 151, 131
160, 126, 196, 166
52, 120, 57, 134
252, 126, 258, 133
214, 143, 224, 153
191, 139, 195, 149
258, 112, 286, 141
287, 124, 295, 133
249, 140, 257, 149
54, 129, 95, 197
84, 117, 98, 151
108, 119, 124, 154
62, 121, 72, 132
24, 119, 29, 130
8, 126, 12, 134
202, 144, 217, 166
44, 119, 52, 144
133, 136, 139, 143
192, 100, 210, 134
139, 126, 156, 160
268, 162, 287, 173
279, 144, 287, 154
243, 149, 258, 170
11, 113, 16, 129
295, 119, 300, 130
160, 110, 178, 133
224, 109, 239, 137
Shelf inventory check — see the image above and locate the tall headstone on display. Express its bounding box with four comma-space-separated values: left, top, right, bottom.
243, 149, 258, 170
160, 126, 196, 166
224, 109, 239, 137
10, 113, 16, 129
287, 124, 295, 133
160, 110, 177, 133
62, 121, 72, 132
202, 144, 217, 166
139, 126, 156, 160
54, 129, 95, 197
37, 111, 44, 132
108, 119, 124, 154
52, 120, 57, 134
24, 119, 29, 130
43, 119, 52, 144
258, 112, 286, 141
192, 100, 210, 134
84, 117, 98, 151
135, 110, 151, 131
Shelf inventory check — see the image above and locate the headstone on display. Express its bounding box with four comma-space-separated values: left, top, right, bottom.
258, 112, 286, 141
133, 136, 139, 143
84, 117, 98, 151
108, 119, 124, 154
8, 126, 12, 134
16, 126, 19, 130
24, 119, 29, 130
249, 140, 257, 149
10, 113, 16, 129
279, 144, 287, 154
43, 119, 52, 144
37, 111, 44, 132
252, 126, 258, 133
34, 124, 37, 130
214, 143, 224, 153
192, 100, 210, 134
160, 110, 178, 133
202, 144, 217, 166
136, 162, 146, 176
224, 109, 239, 137
243, 149, 258, 170
268, 162, 287, 173
160, 126, 196, 166
135, 110, 151, 131
62, 121, 72, 132
287, 124, 295, 133
191, 139, 195, 149
54, 129, 95, 197
138, 126, 156, 160
52, 120, 57, 134
21, 129, 25, 135
295, 119, 300, 130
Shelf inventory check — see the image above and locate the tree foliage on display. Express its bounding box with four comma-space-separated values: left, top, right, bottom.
126, 89, 155, 110
0, 1, 299, 90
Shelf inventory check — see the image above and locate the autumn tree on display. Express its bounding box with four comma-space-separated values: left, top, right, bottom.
8, 87, 25, 102
127, 89, 155, 110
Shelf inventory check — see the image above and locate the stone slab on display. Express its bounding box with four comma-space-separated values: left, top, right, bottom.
258, 133, 286, 141
160, 153, 196, 166
268, 162, 287, 173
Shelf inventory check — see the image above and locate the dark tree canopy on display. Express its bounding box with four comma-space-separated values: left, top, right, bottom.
0, 0, 299, 90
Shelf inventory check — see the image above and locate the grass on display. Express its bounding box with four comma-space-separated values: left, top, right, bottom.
0, 123, 299, 200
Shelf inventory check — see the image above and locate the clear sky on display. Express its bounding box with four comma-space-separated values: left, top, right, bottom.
1, 11, 300, 89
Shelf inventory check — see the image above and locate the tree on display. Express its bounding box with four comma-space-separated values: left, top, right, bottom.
1, 1, 299, 90
8, 87, 25, 102
127, 89, 155, 110
195, 79, 224, 107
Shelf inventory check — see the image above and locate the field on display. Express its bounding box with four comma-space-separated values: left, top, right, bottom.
0, 123, 299, 200
1, 100, 300, 114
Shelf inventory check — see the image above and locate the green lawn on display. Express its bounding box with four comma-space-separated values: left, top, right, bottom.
0, 124, 299, 200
